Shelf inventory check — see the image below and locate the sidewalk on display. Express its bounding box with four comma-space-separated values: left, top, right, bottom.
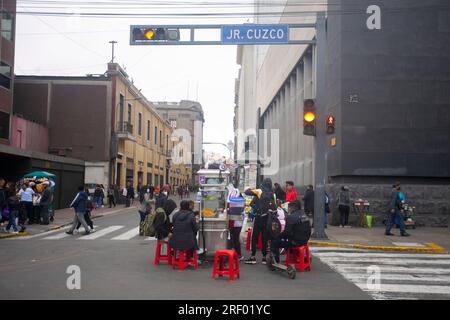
310, 225, 450, 253
0, 204, 138, 239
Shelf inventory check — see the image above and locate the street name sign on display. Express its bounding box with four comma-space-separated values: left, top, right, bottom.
221, 24, 289, 45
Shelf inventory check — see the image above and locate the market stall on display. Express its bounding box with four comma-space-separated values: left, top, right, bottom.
196, 169, 230, 259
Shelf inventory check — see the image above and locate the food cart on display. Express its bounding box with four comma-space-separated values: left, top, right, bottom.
196, 169, 230, 259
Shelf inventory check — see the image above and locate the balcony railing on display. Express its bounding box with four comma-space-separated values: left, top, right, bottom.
117, 121, 133, 134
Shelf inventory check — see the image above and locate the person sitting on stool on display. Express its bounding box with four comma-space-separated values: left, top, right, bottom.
270, 200, 311, 264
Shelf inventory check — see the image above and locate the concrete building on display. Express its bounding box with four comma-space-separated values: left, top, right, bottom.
14, 63, 190, 192
235, 0, 450, 226
0, 0, 86, 209
154, 100, 204, 185
0, 0, 15, 144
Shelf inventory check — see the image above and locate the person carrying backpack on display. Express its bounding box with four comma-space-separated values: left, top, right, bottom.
270, 200, 311, 264
153, 199, 177, 240
245, 178, 277, 265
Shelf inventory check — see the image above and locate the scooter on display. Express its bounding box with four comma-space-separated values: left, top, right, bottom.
266, 253, 296, 279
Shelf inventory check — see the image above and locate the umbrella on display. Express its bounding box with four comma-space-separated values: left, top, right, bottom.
23, 171, 56, 180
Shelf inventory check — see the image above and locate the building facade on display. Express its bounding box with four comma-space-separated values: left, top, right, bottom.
0, 0, 16, 144
235, 0, 450, 226
14, 63, 190, 192
154, 100, 204, 185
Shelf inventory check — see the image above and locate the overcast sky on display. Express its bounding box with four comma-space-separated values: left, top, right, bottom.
15, 0, 254, 157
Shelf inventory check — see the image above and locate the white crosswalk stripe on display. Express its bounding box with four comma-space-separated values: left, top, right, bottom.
311, 248, 450, 300
111, 227, 140, 240
78, 226, 124, 240
13, 225, 160, 241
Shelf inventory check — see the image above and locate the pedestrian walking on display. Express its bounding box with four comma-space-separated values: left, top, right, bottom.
5, 191, 20, 234
385, 182, 410, 237
338, 186, 351, 228
149, 184, 155, 200
285, 181, 298, 203
66, 186, 92, 235
126, 183, 135, 206
76, 190, 95, 233
94, 185, 103, 209
107, 185, 116, 208
303, 185, 314, 217
324, 191, 331, 228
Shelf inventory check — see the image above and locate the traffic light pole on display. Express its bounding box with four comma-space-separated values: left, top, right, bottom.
312, 12, 328, 240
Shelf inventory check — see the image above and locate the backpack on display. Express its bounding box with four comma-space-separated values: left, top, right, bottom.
141, 208, 165, 237
258, 191, 277, 217
266, 207, 285, 240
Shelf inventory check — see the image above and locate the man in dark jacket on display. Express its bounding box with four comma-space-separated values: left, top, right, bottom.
385, 182, 410, 237
303, 185, 314, 217
270, 200, 311, 263
169, 200, 199, 251
66, 186, 91, 235
39, 183, 53, 225
245, 178, 276, 265
155, 190, 168, 209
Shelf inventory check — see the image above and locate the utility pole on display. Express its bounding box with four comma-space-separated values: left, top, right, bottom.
109, 40, 118, 63
312, 12, 328, 239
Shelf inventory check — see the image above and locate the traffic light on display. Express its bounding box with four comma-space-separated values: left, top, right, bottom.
130, 26, 180, 45
326, 115, 335, 135
303, 99, 316, 136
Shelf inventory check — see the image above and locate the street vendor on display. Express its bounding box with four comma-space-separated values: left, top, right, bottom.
227, 184, 245, 261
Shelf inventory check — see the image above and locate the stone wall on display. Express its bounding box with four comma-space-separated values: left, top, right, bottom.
325, 183, 450, 228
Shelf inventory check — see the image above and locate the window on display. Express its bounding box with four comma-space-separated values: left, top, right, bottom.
1, 11, 13, 41
127, 104, 132, 124
147, 120, 150, 141
119, 94, 124, 126
154, 126, 158, 145
0, 61, 11, 89
138, 113, 142, 136
166, 135, 169, 153
160, 130, 162, 147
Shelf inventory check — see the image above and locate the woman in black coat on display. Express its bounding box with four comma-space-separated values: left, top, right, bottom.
169, 200, 199, 251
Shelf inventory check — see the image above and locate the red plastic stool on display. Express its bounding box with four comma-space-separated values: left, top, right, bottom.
172, 249, 198, 272
245, 228, 263, 251
286, 245, 311, 272
212, 250, 240, 281
154, 240, 172, 266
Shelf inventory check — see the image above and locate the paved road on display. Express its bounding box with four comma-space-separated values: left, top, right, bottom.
0, 207, 371, 300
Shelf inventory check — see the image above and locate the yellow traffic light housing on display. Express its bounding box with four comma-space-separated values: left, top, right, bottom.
303, 99, 316, 136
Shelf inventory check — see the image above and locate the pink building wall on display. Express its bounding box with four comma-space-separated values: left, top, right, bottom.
11, 116, 49, 153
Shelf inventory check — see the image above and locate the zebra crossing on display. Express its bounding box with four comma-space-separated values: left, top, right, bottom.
311, 247, 450, 300
12, 225, 157, 242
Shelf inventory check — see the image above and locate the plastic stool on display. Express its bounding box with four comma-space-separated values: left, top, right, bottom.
172, 249, 198, 272
286, 245, 311, 272
154, 240, 172, 266
212, 250, 240, 281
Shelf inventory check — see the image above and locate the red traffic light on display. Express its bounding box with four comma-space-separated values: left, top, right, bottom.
326, 115, 335, 135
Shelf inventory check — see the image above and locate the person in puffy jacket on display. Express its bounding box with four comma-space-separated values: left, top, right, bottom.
66, 186, 91, 235
169, 200, 199, 251
270, 200, 311, 263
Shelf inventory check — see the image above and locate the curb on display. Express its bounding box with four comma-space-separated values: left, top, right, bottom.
0, 232, 31, 239
309, 240, 448, 254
